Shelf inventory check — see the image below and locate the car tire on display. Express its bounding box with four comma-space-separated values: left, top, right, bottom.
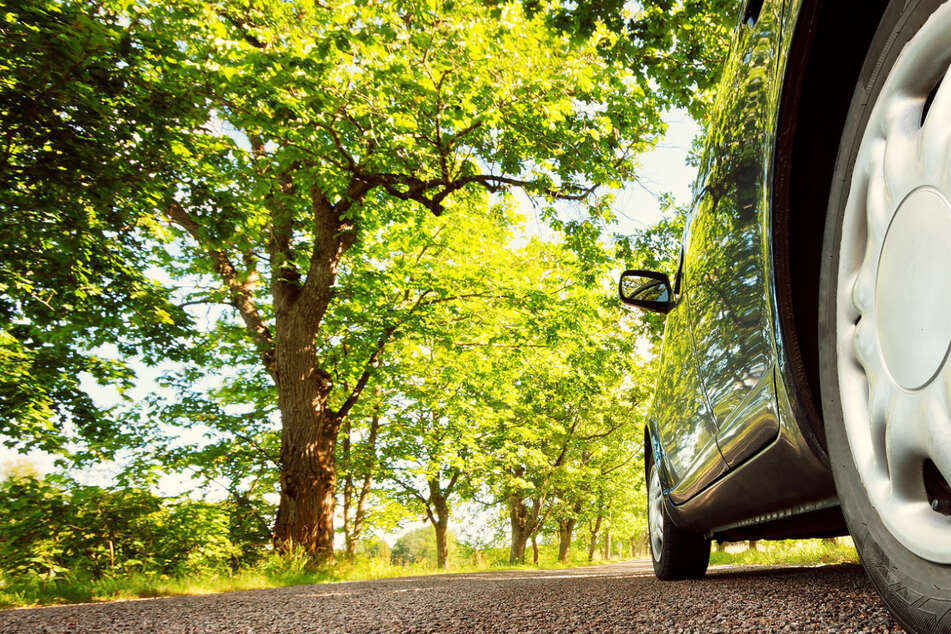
647, 449, 710, 580
820, 1, 951, 632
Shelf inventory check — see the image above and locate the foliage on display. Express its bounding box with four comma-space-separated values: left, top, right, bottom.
0, 0, 668, 559
0, 474, 268, 579
0, 0, 201, 459
0, 0, 739, 571
541, 0, 740, 120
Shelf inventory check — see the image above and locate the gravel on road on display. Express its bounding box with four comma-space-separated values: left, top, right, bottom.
0, 561, 903, 633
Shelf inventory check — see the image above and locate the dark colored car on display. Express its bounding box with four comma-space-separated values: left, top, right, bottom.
620, 1, 951, 631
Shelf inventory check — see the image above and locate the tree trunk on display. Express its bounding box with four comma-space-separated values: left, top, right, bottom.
343, 485, 355, 559
509, 495, 531, 564
602, 528, 611, 561
433, 491, 451, 570
342, 420, 356, 561
171, 170, 374, 569
341, 409, 381, 561
557, 517, 576, 563
532, 534, 539, 564
434, 520, 450, 570
272, 309, 340, 566
587, 514, 603, 562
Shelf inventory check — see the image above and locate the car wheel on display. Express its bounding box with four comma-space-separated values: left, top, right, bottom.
647, 449, 710, 580
821, 1, 951, 631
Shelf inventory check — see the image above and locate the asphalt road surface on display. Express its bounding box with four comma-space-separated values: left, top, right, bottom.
0, 561, 903, 633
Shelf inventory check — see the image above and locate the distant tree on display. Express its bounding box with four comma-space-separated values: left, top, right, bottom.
390, 526, 458, 568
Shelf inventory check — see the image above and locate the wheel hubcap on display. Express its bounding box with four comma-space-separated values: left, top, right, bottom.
648, 465, 664, 560
837, 4, 951, 563
875, 187, 951, 390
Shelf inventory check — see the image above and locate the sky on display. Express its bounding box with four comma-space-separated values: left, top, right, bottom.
611, 110, 699, 232
0, 109, 702, 541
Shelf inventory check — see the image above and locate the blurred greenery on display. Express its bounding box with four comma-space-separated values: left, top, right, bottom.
710, 539, 859, 567
0, 473, 270, 580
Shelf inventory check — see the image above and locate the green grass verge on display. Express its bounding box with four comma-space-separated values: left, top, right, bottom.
0, 550, 625, 609
709, 538, 859, 567
1, 539, 860, 609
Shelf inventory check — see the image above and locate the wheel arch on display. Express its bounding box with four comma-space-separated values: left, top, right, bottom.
771, 0, 891, 456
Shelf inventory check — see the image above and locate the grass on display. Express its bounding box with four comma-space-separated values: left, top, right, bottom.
709, 538, 859, 567
0, 539, 860, 610
0, 548, 620, 610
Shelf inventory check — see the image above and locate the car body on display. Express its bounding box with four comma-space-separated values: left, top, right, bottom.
622, 1, 951, 630
629, 0, 876, 543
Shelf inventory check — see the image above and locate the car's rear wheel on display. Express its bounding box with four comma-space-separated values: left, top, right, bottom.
647, 449, 710, 580
821, 1, 951, 631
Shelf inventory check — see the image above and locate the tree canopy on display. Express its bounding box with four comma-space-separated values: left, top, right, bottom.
1, 0, 735, 570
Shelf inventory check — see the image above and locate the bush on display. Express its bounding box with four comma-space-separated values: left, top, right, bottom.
0, 474, 270, 580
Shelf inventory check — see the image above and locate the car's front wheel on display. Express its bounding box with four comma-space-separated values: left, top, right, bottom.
821, 1, 951, 631
647, 448, 710, 580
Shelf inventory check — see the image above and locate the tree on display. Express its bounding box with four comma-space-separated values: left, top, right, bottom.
3, 0, 727, 567
366, 201, 536, 570
0, 0, 202, 459
390, 525, 458, 568
147, 0, 661, 564
382, 342, 486, 570
338, 392, 383, 561
468, 241, 644, 564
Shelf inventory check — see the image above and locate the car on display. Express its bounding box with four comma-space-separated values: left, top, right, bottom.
619, 0, 951, 631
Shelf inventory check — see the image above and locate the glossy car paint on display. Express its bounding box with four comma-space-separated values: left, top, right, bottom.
685, 0, 782, 470
652, 286, 727, 504
647, 0, 849, 536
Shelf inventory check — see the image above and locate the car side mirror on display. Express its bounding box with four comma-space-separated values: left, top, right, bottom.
618, 270, 675, 314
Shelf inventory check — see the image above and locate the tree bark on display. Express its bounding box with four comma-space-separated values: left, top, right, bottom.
342, 408, 381, 560
557, 517, 576, 563
432, 487, 451, 570
531, 534, 539, 564
587, 513, 603, 562
271, 292, 341, 565
509, 494, 531, 564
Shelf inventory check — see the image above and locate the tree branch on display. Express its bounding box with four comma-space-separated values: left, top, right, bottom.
445, 467, 461, 496
334, 326, 396, 420
165, 203, 276, 380
580, 419, 625, 442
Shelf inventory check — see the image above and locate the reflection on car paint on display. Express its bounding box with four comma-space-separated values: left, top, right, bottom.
684, 0, 783, 470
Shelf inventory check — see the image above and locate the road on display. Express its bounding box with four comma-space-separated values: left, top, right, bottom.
0, 561, 902, 633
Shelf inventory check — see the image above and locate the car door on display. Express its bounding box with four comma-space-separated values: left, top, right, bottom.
684, 0, 785, 468
651, 223, 728, 505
